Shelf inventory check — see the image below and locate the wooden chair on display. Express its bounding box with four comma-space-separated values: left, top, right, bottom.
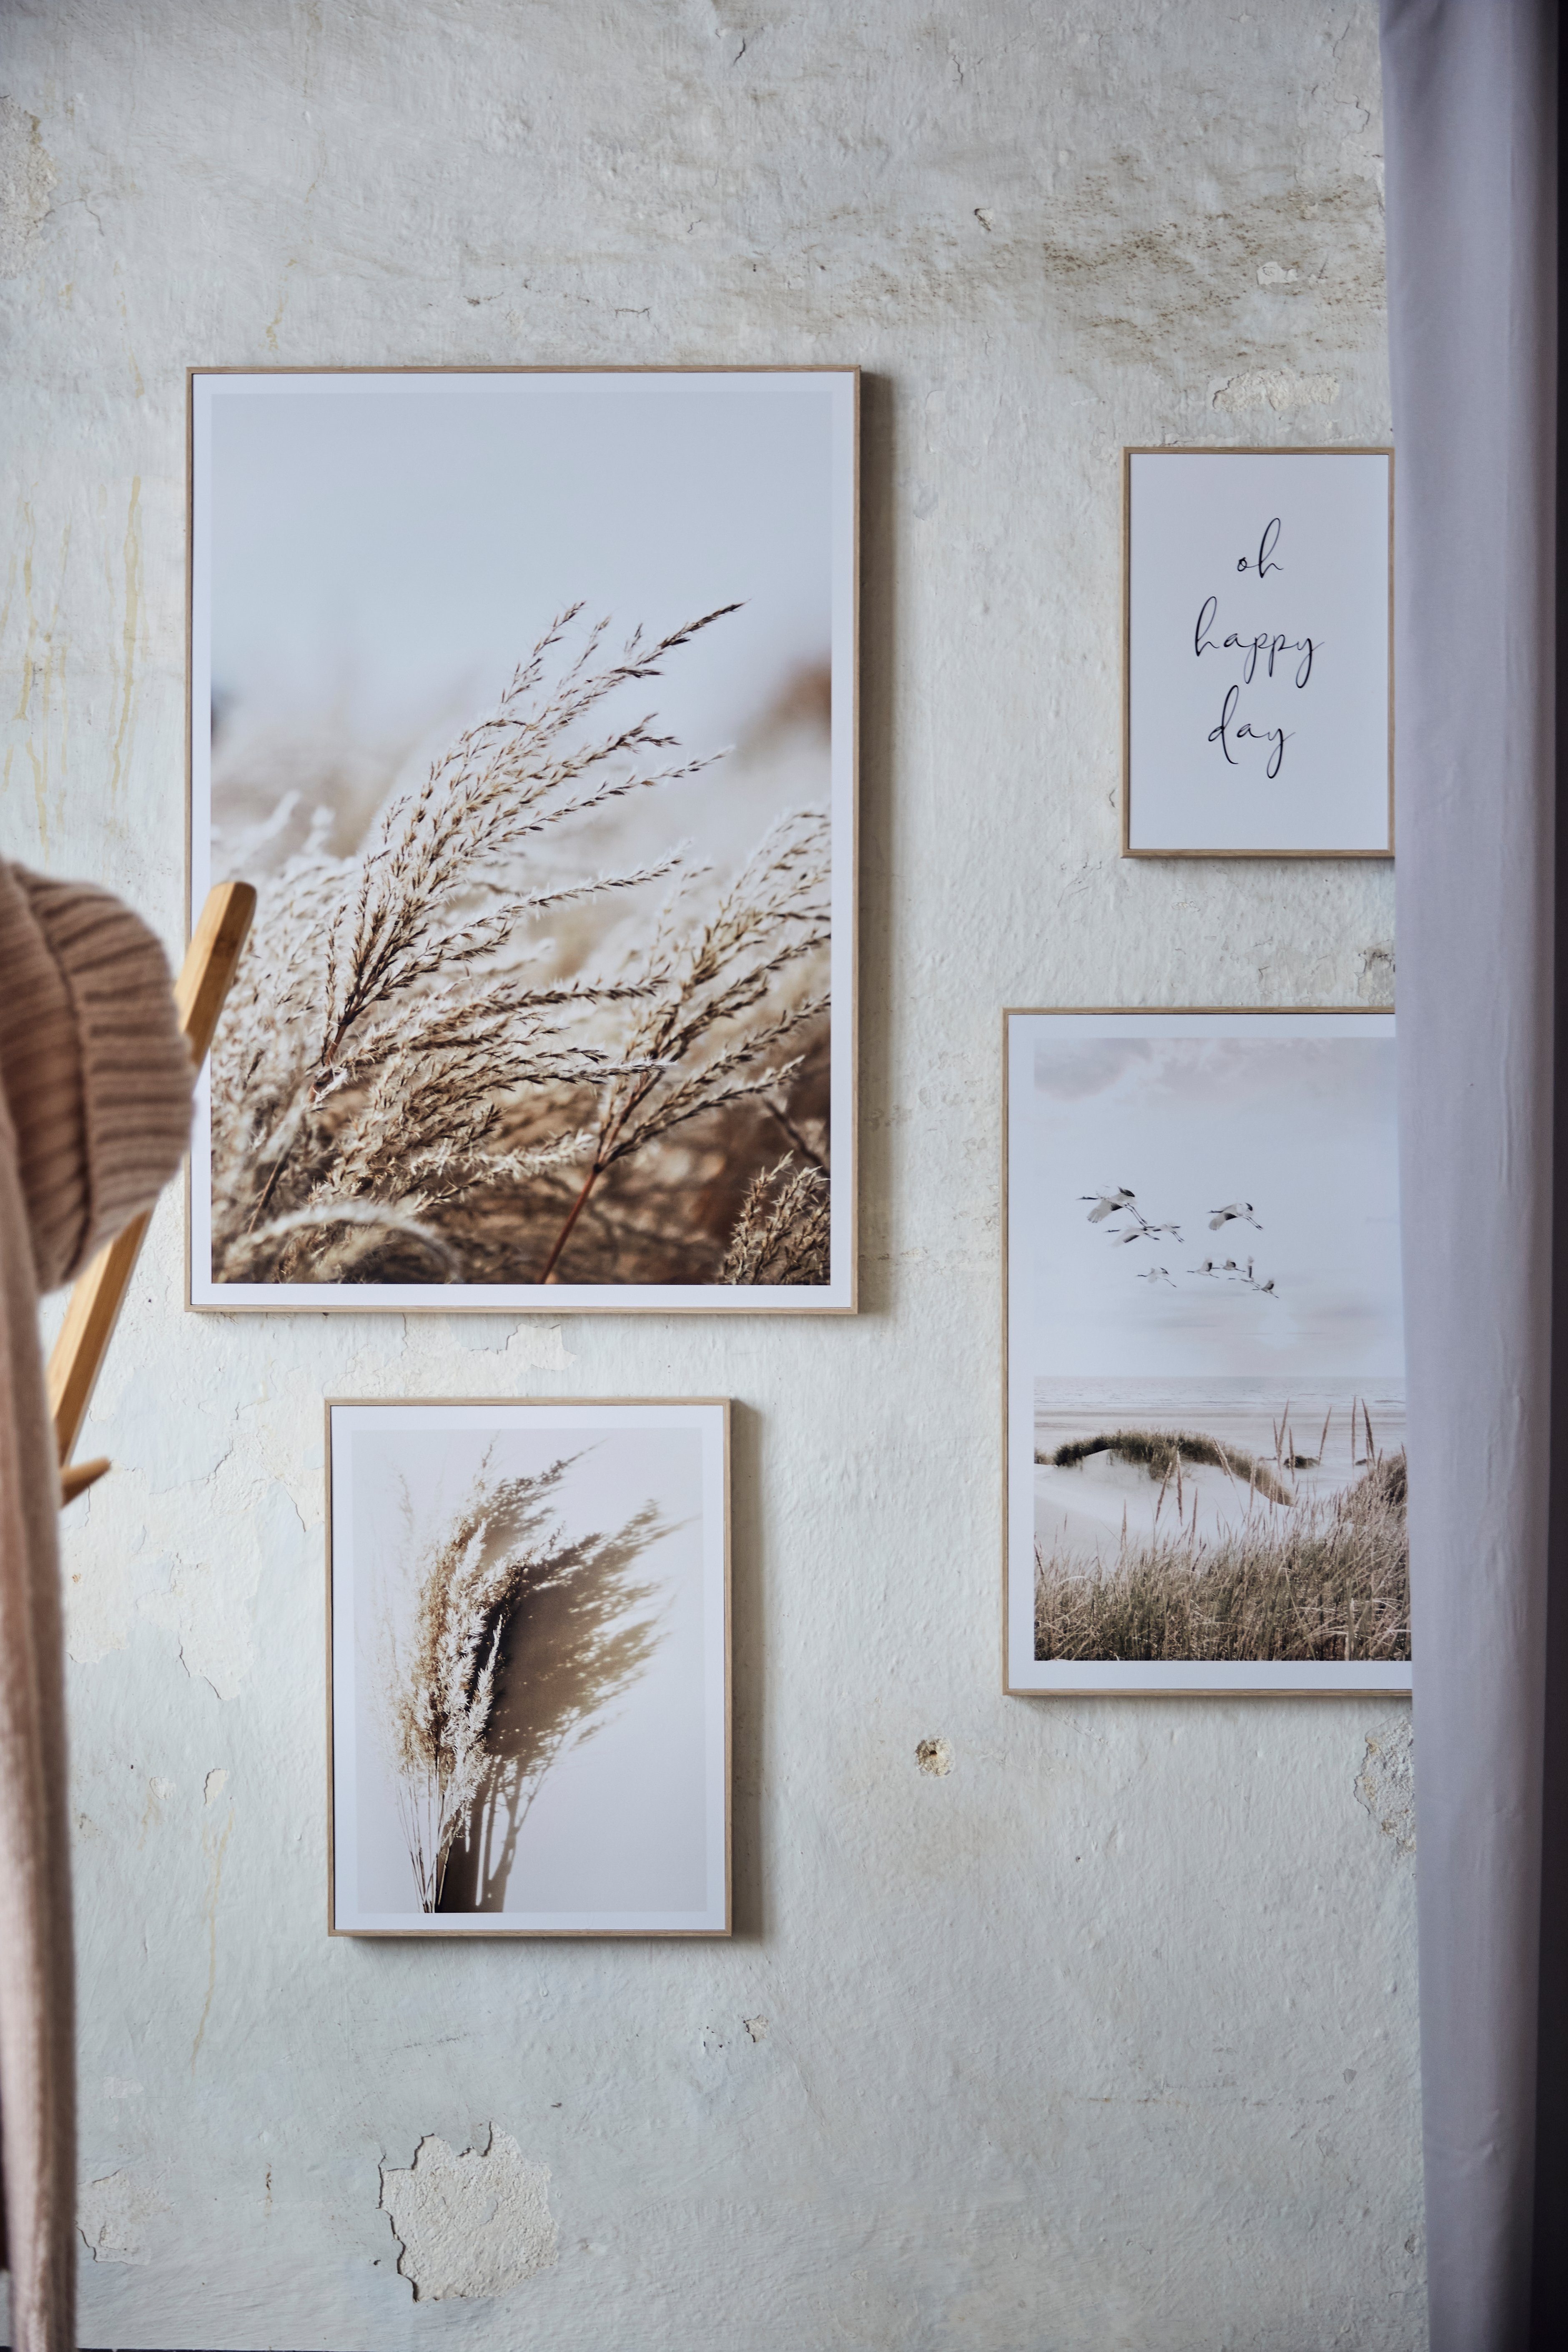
48, 882, 255, 1506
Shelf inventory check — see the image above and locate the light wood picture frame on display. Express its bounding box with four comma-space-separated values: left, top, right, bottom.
326, 1397, 731, 1937
1121, 446, 1394, 858
187, 366, 858, 1311
1003, 1008, 1408, 1696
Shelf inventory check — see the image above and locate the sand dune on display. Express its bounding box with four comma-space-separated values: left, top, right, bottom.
1035, 1448, 1292, 1563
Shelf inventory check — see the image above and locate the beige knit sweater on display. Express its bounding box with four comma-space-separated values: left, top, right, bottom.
0, 861, 193, 2351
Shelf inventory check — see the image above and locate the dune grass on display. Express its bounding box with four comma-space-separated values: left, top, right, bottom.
1034, 1449, 1409, 1664
1038, 1427, 1295, 1508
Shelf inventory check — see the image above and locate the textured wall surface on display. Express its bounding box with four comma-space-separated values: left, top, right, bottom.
0, 4, 1418, 2346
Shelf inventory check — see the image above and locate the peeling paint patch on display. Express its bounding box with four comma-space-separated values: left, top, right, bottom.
0, 98, 57, 275
1213, 369, 1340, 413
743, 2014, 769, 2042
916, 1736, 953, 1776
502, 1318, 572, 1372
380, 2128, 559, 2303
1359, 944, 1395, 1000
78, 2168, 168, 2265
1355, 1717, 1415, 1856
204, 1767, 229, 1806
1038, 166, 1382, 374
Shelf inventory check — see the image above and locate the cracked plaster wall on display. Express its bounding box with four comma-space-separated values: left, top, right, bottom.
0, 3, 1418, 2345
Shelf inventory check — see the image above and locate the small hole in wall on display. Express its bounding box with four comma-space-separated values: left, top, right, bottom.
915, 1737, 953, 1777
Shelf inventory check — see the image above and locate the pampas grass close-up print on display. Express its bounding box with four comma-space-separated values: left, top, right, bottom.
211, 607, 832, 1292
191, 368, 857, 1306
329, 1402, 730, 1936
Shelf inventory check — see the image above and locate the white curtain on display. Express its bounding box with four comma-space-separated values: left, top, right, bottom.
1379, 4, 1557, 2346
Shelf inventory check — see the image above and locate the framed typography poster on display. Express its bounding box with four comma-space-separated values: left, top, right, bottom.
1121, 447, 1393, 858
187, 368, 857, 1311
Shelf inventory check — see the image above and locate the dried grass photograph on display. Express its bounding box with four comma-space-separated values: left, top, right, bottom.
1004, 1010, 1407, 1694
327, 1400, 730, 1936
188, 370, 857, 1310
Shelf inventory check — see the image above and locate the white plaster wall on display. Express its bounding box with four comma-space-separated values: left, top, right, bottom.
0, 4, 1419, 2345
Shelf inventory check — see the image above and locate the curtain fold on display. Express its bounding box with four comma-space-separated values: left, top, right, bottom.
1379, 5, 1557, 2347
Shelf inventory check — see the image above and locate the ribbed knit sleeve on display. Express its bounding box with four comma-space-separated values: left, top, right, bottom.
0, 866, 88, 1295
0, 865, 193, 1292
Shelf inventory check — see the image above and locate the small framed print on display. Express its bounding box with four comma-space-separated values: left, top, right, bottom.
188, 367, 857, 1311
327, 1398, 730, 1936
1004, 1009, 1408, 1696
1122, 446, 1393, 858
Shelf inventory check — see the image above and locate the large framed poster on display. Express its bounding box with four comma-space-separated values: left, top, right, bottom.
1122, 447, 1393, 858
327, 1398, 730, 1936
188, 368, 857, 1310
1004, 1008, 1407, 1695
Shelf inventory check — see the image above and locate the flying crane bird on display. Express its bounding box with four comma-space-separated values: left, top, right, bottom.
1136, 1265, 1175, 1287
1191, 1251, 1276, 1297
1209, 1201, 1262, 1232
1080, 1186, 1184, 1248
1109, 1208, 1183, 1245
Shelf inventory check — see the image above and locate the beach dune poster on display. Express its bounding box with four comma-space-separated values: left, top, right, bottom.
1004, 1010, 1407, 1694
